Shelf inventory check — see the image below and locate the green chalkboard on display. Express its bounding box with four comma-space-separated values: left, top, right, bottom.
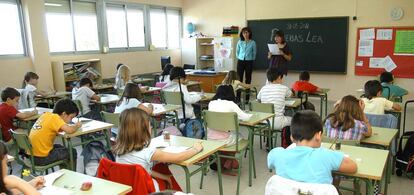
247, 17, 349, 73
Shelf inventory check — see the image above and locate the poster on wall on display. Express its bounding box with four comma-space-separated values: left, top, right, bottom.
394, 30, 414, 55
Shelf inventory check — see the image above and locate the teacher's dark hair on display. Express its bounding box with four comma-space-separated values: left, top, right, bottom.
240, 27, 252, 41
272, 30, 286, 44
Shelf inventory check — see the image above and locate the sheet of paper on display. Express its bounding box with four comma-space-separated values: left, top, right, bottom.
376, 29, 393, 40
219, 47, 231, 58
355, 60, 363, 67
39, 185, 73, 195
162, 146, 190, 153
268, 44, 281, 55
358, 40, 374, 57
285, 100, 296, 106
382, 56, 397, 72
44, 171, 65, 186
369, 57, 385, 68
360, 28, 375, 40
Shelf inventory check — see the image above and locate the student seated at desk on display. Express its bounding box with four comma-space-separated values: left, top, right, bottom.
159, 64, 174, 84
362, 80, 401, 114
0, 88, 37, 143
72, 78, 101, 120
325, 95, 372, 140
291, 71, 322, 93
115, 64, 131, 90
380, 71, 408, 99
162, 67, 202, 119
29, 99, 81, 169
268, 110, 357, 184
257, 68, 292, 130
114, 108, 203, 191
0, 141, 45, 195
114, 83, 153, 114
222, 70, 250, 93
19, 72, 54, 109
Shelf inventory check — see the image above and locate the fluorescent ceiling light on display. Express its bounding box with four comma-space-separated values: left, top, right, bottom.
45, 3, 62, 7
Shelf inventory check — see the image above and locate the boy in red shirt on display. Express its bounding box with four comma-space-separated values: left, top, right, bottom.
0, 87, 37, 142
291, 71, 321, 93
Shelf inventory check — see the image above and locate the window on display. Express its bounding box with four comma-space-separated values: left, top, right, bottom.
0, 0, 25, 55
106, 4, 146, 49
45, 0, 99, 53
149, 8, 181, 49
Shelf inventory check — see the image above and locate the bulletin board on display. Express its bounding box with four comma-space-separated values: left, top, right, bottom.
355, 27, 414, 78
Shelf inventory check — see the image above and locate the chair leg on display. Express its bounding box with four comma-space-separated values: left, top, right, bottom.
236, 153, 243, 195
259, 133, 262, 149
199, 161, 206, 189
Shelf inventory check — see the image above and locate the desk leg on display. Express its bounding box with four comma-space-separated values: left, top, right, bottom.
151, 117, 158, 137
216, 152, 223, 195
365, 179, 374, 195
174, 111, 179, 129
183, 166, 191, 193
66, 138, 75, 171
324, 93, 328, 117
248, 126, 256, 187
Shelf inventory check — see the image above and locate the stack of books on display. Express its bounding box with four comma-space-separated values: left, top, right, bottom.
222, 26, 239, 36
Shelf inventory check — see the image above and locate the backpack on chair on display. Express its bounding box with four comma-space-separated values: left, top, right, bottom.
281, 126, 292, 148
81, 141, 115, 176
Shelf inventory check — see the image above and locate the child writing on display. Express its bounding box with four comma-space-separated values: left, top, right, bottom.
380, 71, 408, 99
362, 80, 401, 114
114, 83, 153, 114
222, 70, 250, 93
0, 141, 45, 194
72, 77, 101, 120
114, 108, 203, 191
325, 95, 372, 141
162, 67, 202, 119
0, 87, 37, 143
291, 71, 322, 94
268, 110, 357, 184
29, 99, 81, 169
257, 68, 292, 130
20, 72, 54, 109
115, 65, 131, 90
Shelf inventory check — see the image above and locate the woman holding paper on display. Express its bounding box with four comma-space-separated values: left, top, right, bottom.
236, 27, 256, 87
268, 30, 292, 75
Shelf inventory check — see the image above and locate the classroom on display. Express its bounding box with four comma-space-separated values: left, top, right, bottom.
0, 0, 413, 194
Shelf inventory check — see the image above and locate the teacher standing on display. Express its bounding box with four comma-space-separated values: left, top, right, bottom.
268, 30, 292, 75
236, 27, 256, 86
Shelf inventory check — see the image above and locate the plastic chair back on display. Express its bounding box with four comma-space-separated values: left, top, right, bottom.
202, 110, 238, 133
72, 99, 84, 115
265, 175, 339, 195
101, 112, 120, 129
322, 136, 360, 146
250, 101, 274, 113
161, 91, 182, 105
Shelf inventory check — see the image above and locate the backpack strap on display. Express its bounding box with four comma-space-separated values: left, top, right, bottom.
177, 78, 186, 120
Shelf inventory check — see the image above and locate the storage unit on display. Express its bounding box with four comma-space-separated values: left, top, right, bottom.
182, 37, 215, 69
52, 59, 103, 92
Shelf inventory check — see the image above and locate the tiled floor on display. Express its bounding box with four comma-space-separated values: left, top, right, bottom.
9, 99, 414, 194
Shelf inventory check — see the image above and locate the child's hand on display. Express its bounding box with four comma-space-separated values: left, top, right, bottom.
147, 103, 154, 110
31, 108, 38, 115
75, 122, 82, 129
192, 142, 203, 153
359, 99, 365, 110
29, 176, 45, 189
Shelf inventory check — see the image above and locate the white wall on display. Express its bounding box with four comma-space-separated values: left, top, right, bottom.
183, 0, 414, 100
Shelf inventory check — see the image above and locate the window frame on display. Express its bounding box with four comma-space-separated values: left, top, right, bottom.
104, 1, 147, 53
0, 0, 28, 58
47, 0, 102, 55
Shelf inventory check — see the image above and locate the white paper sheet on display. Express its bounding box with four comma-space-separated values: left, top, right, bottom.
219, 47, 231, 58
355, 61, 364, 67
285, 100, 296, 106
44, 171, 65, 186
360, 28, 375, 40
376, 29, 393, 40
358, 40, 374, 57
382, 56, 398, 72
39, 185, 73, 195
268, 44, 281, 55
369, 57, 385, 68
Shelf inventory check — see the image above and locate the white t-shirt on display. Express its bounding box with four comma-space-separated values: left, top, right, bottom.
257, 83, 292, 116
362, 97, 394, 115
114, 98, 141, 114
18, 84, 37, 109
72, 86, 95, 114
162, 82, 202, 119
116, 147, 156, 174
25, 84, 37, 92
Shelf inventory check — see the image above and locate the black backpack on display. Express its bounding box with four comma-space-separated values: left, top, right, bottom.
81, 141, 115, 176
396, 131, 414, 178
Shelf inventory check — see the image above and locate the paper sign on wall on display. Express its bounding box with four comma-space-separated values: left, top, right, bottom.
355, 60, 363, 67
360, 28, 375, 40
376, 29, 393, 40
369, 58, 385, 68
382, 56, 397, 72
358, 40, 374, 57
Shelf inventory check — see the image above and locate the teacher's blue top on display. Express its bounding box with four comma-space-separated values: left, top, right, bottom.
236, 40, 257, 61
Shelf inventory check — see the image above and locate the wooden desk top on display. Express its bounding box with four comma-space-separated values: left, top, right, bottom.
94, 94, 120, 104
361, 126, 398, 147
150, 136, 225, 166
60, 119, 113, 138
321, 143, 389, 181
239, 111, 275, 127
18, 107, 53, 121
52, 169, 132, 195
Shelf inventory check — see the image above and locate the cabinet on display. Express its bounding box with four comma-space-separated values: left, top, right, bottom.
182, 37, 215, 69
52, 59, 103, 92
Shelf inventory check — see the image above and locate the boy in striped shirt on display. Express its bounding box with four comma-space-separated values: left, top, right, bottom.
257, 68, 293, 130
